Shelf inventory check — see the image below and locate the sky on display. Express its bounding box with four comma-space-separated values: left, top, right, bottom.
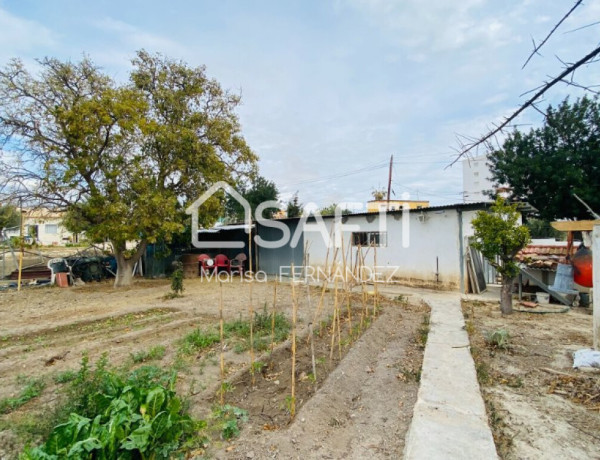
1, 0, 599, 209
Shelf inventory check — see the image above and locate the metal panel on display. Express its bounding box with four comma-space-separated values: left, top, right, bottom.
257, 221, 304, 275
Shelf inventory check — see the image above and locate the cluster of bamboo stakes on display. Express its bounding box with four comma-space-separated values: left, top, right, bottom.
217, 230, 382, 421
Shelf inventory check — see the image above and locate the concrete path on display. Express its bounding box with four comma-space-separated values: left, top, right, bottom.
400, 292, 498, 459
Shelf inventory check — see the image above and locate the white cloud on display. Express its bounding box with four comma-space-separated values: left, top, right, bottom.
0, 7, 56, 61
93, 17, 188, 60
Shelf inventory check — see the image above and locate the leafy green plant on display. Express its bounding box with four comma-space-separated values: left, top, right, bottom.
170, 261, 184, 297
23, 357, 203, 459
485, 329, 510, 350
0, 376, 45, 414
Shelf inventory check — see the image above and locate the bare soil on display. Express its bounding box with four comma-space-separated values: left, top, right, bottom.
462, 299, 600, 459
0, 277, 426, 459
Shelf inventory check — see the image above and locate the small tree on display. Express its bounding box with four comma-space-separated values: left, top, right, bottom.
319, 203, 352, 216
371, 189, 386, 201
286, 193, 302, 218
0, 204, 19, 232
471, 197, 530, 314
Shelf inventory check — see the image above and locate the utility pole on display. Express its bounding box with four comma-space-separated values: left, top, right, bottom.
386, 154, 393, 211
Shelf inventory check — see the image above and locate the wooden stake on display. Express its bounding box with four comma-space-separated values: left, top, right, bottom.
270, 279, 278, 357
309, 322, 317, 382
249, 281, 255, 386
373, 243, 378, 317
17, 206, 24, 292
290, 264, 297, 418
219, 282, 225, 405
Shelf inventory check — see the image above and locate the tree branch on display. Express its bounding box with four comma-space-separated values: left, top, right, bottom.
449, 44, 600, 167
522, 0, 583, 69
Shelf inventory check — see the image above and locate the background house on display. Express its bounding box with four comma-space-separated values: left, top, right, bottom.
3, 208, 79, 246
366, 199, 429, 212
462, 155, 495, 202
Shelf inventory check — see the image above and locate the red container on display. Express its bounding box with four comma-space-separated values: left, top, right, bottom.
55, 272, 69, 288
572, 246, 593, 288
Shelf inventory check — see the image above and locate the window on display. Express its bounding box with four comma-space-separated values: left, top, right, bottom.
45, 224, 58, 234
351, 231, 387, 247
474, 172, 479, 177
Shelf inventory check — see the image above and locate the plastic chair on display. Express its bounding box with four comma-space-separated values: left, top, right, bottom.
198, 253, 214, 276
229, 253, 247, 275
47, 258, 71, 286
214, 254, 230, 273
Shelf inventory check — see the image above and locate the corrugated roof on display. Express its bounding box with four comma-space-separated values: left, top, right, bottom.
271, 201, 495, 223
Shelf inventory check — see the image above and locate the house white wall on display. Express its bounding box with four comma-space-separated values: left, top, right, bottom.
3, 210, 76, 246
302, 207, 477, 291
462, 155, 495, 203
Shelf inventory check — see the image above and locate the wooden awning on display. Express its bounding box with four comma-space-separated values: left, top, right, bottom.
551, 220, 600, 232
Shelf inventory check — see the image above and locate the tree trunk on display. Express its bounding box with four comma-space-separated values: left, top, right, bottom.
500, 275, 514, 315
113, 241, 147, 288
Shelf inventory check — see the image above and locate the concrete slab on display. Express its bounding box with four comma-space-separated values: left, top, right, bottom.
403, 295, 498, 460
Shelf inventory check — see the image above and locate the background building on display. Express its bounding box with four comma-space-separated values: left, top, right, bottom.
462, 155, 495, 202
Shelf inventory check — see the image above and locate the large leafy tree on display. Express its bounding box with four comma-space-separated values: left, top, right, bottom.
471, 198, 530, 315
489, 96, 600, 221
0, 52, 256, 286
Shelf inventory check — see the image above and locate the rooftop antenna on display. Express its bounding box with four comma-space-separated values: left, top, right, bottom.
386, 154, 393, 211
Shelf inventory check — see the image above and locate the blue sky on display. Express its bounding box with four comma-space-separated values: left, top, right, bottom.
1, 0, 598, 208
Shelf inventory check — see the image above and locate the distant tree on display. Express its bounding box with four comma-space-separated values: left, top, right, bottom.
471, 198, 530, 315
0, 204, 19, 232
0, 52, 256, 287
488, 96, 600, 221
286, 193, 303, 218
227, 175, 279, 221
371, 189, 386, 201
524, 218, 564, 240
319, 203, 352, 216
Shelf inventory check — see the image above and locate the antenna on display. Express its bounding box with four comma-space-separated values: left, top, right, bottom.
386, 154, 393, 211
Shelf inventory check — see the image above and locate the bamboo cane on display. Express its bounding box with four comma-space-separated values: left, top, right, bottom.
290, 264, 297, 418
249, 280, 255, 386
373, 242, 378, 317
329, 279, 338, 362
270, 279, 278, 357
312, 225, 335, 325
219, 281, 225, 405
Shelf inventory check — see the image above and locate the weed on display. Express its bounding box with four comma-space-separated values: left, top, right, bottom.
211, 404, 248, 440
415, 315, 430, 349
251, 361, 265, 374
398, 367, 422, 382
0, 376, 46, 414
53, 370, 77, 384
130, 344, 167, 363
223, 311, 290, 353
283, 395, 296, 415
180, 329, 220, 355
